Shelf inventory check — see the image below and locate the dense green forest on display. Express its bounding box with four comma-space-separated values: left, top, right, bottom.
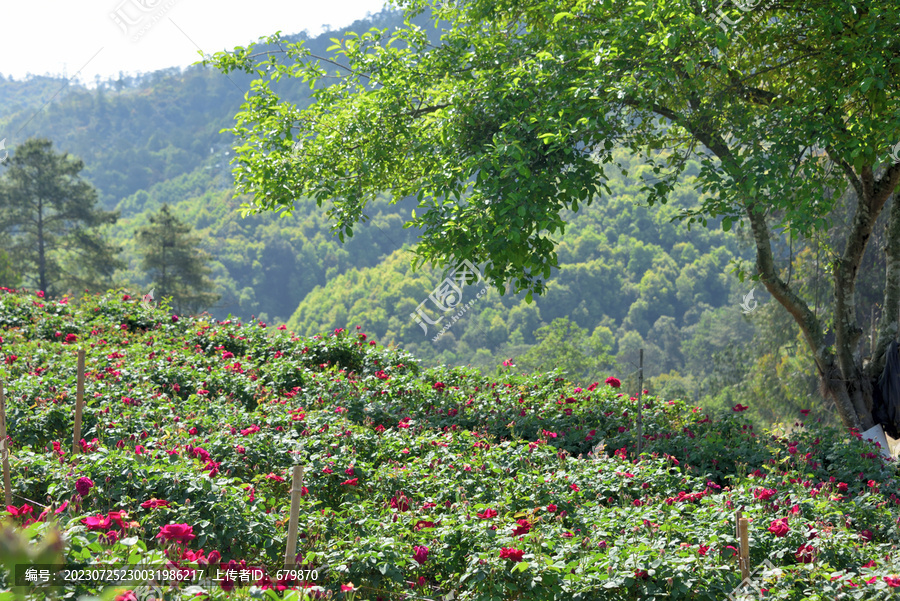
1, 8, 890, 431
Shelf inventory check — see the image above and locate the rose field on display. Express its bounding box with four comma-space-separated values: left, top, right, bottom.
0, 288, 900, 601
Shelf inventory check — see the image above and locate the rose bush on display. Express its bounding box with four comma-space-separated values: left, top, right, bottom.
0, 288, 898, 600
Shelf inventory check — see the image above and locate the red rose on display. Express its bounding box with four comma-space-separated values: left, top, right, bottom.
82, 515, 113, 531
477, 508, 498, 519
795, 544, 815, 564
511, 519, 532, 536
413, 545, 429, 565
753, 488, 776, 501
390, 494, 410, 512
157, 523, 196, 543
605, 377, 621, 388
75, 477, 94, 496
768, 518, 790, 538
499, 547, 525, 562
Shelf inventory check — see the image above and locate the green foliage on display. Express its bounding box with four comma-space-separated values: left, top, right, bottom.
0, 247, 21, 288
517, 317, 613, 383
204, 0, 898, 297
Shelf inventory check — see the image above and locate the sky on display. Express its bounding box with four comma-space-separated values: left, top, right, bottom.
1, 0, 390, 85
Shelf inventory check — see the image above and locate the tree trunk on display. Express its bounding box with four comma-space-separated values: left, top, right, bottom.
869, 193, 900, 377
667, 110, 899, 433
742, 192, 881, 432
37, 195, 46, 295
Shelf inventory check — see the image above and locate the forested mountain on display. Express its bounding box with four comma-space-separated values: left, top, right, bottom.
1, 8, 885, 429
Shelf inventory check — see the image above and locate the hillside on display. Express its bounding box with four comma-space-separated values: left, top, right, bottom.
0, 289, 898, 600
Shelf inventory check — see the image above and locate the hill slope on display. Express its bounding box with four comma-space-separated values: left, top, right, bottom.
0, 289, 898, 600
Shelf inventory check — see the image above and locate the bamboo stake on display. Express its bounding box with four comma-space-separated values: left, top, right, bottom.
72, 349, 85, 456
284, 465, 305, 568
1, 381, 10, 505
739, 517, 750, 581
636, 349, 643, 456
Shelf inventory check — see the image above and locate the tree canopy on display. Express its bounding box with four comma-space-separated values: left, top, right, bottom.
208, 0, 900, 431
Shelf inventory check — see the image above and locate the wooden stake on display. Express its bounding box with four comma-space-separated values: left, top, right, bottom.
739, 517, 750, 581
636, 349, 643, 456
284, 465, 305, 568
0, 381, 11, 505
72, 349, 85, 456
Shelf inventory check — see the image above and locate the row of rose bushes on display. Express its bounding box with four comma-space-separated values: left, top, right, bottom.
0, 288, 899, 600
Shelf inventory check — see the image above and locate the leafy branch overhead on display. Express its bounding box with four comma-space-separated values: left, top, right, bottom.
205, 1, 900, 431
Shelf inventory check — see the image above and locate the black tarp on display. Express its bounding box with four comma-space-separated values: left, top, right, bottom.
873, 340, 900, 439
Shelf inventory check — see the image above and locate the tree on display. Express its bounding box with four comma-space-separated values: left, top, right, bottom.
0, 138, 123, 297
136, 204, 220, 316
517, 317, 613, 384
206, 1, 900, 431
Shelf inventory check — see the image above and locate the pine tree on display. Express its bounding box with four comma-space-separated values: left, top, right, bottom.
136, 204, 219, 315
0, 138, 123, 297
